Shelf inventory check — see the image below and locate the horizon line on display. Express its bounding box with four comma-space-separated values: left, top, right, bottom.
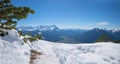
17, 25, 120, 30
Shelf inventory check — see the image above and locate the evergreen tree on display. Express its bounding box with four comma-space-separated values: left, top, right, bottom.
97, 34, 110, 42
0, 0, 42, 43
0, 0, 34, 36
114, 40, 120, 44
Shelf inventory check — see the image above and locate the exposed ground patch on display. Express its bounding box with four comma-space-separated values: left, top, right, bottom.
29, 50, 42, 64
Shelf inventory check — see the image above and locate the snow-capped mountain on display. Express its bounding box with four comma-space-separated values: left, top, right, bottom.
0, 30, 120, 64
17, 25, 59, 31
17, 26, 120, 43
111, 29, 120, 33
17, 25, 87, 43
37, 25, 59, 31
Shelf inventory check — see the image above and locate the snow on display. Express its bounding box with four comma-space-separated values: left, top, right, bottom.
0, 30, 31, 64
24, 35, 32, 38
17, 25, 59, 31
32, 41, 120, 64
0, 30, 120, 64
110, 28, 120, 33
112, 30, 120, 33
1, 30, 20, 42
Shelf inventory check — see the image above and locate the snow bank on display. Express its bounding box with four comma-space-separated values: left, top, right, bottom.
1, 30, 21, 43
0, 30, 31, 64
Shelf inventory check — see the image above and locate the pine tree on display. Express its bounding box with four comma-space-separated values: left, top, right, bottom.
0, 0, 34, 36
97, 34, 110, 42
115, 40, 120, 44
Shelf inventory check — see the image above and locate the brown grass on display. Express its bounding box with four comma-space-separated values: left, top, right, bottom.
29, 50, 42, 64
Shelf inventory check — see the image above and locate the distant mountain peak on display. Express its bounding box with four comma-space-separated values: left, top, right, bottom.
17, 25, 59, 31
91, 28, 102, 31
92, 28, 110, 32
112, 28, 120, 33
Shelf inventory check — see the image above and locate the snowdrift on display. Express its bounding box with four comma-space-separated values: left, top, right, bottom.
0, 30, 120, 64
0, 30, 31, 64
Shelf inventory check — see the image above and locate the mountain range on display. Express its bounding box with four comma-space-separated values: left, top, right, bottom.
17, 25, 120, 43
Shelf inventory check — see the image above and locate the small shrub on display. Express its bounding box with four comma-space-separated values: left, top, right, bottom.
18, 30, 25, 36
22, 34, 42, 43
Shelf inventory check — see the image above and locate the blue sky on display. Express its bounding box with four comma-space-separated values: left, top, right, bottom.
12, 0, 120, 29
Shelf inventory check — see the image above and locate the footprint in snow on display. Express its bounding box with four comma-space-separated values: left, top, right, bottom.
110, 56, 116, 60
103, 58, 110, 62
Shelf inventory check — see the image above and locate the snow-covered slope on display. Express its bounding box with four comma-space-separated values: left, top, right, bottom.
32, 40, 120, 64
0, 30, 120, 64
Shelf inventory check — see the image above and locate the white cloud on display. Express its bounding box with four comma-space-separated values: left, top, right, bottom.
96, 22, 110, 26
